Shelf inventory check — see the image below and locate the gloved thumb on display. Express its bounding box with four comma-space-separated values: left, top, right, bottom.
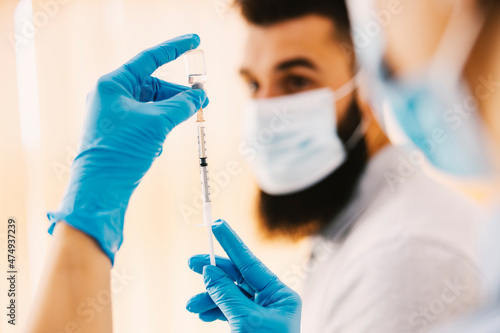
155, 89, 209, 130
203, 265, 254, 315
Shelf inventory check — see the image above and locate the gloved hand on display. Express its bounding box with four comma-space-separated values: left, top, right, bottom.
47, 34, 208, 263
186, 219, 302, 332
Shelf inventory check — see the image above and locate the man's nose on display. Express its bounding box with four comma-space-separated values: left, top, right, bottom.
255, 84, 283, 99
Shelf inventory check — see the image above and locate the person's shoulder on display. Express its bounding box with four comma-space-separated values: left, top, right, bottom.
370, 162, 486, 234
337, 232, 483, 290
332, 234, 484, 327
340, 171, 487, 267
362, 145, 486, 228
379, 158, 483, 217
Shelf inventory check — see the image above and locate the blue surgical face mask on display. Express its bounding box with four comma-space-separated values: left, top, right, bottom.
242, 78, 358, 195
346, 0, 494, 178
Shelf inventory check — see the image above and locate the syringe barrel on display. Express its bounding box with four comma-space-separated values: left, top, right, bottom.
200, 165, 211, 203
197, 124, 207, 158
197, 123, 210, 202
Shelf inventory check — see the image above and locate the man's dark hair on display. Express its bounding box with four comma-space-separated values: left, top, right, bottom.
235, 0, 351, 40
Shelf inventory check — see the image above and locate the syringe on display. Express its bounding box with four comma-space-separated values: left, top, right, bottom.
184, 49, 216, 266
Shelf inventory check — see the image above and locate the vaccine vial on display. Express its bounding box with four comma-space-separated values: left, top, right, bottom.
184, 49, 207, 88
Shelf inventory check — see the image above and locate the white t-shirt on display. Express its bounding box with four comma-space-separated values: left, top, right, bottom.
431, 211, 500, 333
300, 145, 487, 333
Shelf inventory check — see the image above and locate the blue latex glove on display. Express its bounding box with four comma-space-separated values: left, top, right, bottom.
47, 34, 208, 263
186, 220, 302, 332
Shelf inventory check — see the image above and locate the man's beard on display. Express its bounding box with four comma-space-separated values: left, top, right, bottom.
257, 100, 368, 240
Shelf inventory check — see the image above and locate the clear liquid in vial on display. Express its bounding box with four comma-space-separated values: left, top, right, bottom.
189, 74, 208, 85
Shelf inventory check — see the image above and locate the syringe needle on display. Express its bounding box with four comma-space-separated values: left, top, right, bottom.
196, 108, 205, 122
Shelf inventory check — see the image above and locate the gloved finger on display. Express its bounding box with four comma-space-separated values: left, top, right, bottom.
189, 254, 255, 296
153, 89, 209, 131
198, 307, 227, 322
187, 285, 254, 316
187, 292, 218, 313
203, 265, 255, 316
212, 219, 281, 293
139, 77, 190, 102
189, 255, 242, 281
122, 34, 200, 84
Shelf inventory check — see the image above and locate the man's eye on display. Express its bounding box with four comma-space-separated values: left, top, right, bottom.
284, 76, 312, 93
247, 81, 259, 94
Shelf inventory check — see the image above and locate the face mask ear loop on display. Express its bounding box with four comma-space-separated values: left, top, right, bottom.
427, 2, 487, 86
344, 117, 371, 151
334, 70, 362, 102
334, 70, 369, 151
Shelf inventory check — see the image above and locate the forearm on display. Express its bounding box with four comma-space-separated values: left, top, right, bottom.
27, 223, 112, 333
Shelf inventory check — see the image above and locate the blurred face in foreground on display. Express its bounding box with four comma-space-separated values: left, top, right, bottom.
347, 0, 500, 183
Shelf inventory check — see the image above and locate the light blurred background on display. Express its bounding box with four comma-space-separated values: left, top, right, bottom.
0, 1, 310, 332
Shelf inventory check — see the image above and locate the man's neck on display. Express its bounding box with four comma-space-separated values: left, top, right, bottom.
365, 119, 390, 158
357, 95, 391, 158
466, 6, 500, 148
463, 6, 500, 199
